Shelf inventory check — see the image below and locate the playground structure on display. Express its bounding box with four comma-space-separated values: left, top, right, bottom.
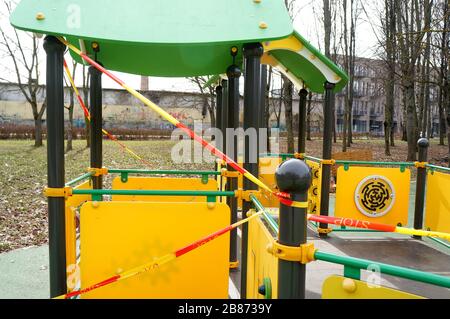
9, 0, 450, 299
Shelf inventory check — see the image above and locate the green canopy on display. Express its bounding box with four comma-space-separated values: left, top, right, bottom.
11, 0, 348, 92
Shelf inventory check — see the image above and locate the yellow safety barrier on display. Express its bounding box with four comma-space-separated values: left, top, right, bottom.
335, 166, 410, 227
79, 201, 230, 298
306, 160, 322, 215
111, 177, 218, 202
247, 213, 278, 299
425, 171, 450, 234
64, 181, 92, 290
322, 276, 424, 299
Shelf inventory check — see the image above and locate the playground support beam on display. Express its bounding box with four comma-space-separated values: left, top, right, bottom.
227, 65, 241, 268
275, 159, 312, 299
89, 66, 103, 190
241, 43, 264, 299
260, 65, 267, 131
413, 138, 429, 239
221, 79, 229, 157
319, 82, 336, 237
215, 85, 223, 151
44, 35, 67, 297
298, 89, 308, 154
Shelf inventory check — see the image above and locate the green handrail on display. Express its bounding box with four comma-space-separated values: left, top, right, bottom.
250, 195, 279, 234
304, 155, 322, 163
426, 164, 450, 173
334, 160, 415, 167
65, 172, 94, 187
314, 251, 450, 289
108, 169, 221, 176
72, 189, 235, 197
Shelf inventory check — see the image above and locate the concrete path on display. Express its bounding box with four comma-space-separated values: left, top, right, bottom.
0, 245, 49, 299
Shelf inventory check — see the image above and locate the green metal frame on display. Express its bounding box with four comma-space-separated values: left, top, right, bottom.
314, 251, 450, 289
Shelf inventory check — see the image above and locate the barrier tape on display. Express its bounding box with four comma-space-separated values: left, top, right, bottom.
308, 214, 450, 241
63, 59, 153, 168
54, 211, 262, 299
58, 37, 305, 208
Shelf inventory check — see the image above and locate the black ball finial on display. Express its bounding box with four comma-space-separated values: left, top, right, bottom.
275, 159, 312, 193
417, 138, 429, 149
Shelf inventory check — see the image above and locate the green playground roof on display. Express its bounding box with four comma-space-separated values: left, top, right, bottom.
10, 0, 348, 93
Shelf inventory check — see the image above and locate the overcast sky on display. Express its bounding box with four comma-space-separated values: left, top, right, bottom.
0, 0, 379, 93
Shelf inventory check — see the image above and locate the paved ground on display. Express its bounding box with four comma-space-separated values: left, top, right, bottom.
0, 245, 49, 298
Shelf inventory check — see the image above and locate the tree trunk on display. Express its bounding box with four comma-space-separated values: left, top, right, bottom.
282, 76, 295, 153
83, 66, 90, 148
34, 118, 43, 147
405, 83, 417, 161
66, 107, 74, 152
307, 92, 312, 140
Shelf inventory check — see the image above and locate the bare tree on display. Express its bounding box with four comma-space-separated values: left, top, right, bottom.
82, 65, 90, 148
0, 0, 46, 147
189, 76, 216, 127
64, 60, 77, 152
395, 0, 430, 161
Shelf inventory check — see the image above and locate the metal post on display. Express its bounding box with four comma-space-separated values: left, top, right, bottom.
215, 85, 223, 180
275, 159, 312, 298
44, 35, 67, 297
298, 89, 308, 154
89, 66, 103, 190
226, 65, 241, 269
221, 79, 228, 156
319, 82, 335, 237
413, 138, 429, 239
215, 85, 223, 147
258, 64, 269, 153
241, 43, 263, 299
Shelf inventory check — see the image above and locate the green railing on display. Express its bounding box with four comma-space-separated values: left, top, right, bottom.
108, 169, 220, 176
72, 188, 234, 201
250, 195, 279, 234
426, 164, 450, 173
108, 169, 220, 184
314, 251, 450, 289
65, 172, 94, 187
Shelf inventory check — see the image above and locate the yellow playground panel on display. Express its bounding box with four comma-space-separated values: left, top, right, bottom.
111, 177, 218, 202
425, 171, 450, 234
247, 215, 278, 299
306, 160, 322, 215
258, 157, 283, 208
322, 276, 424, 299
65, 181, 92, 271
335, 166, 410, 227
79, 201, 230, 298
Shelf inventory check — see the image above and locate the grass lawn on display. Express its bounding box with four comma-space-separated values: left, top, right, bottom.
0, 137, 448, 252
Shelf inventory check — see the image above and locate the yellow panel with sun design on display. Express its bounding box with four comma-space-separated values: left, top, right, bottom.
335, 166, 410, 227
79, 201, 230, 298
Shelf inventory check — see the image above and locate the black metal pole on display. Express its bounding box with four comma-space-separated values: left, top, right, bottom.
89, 66, 103, 190
258, 64, 269, 153
241, 43, 263, 299
216, 85, 223, 149
275, 159, 311, 299
298, 89, 308, 154
221, 79, 228, 157
226, 66, 241, 269
44, 36, 67, 297
413, 138, 429, 239
319, 82, 335, 237
215, 85, 223, 179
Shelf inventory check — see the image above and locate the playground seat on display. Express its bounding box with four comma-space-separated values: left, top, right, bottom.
79, 201, 230, 298
111, 176, 218, 202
